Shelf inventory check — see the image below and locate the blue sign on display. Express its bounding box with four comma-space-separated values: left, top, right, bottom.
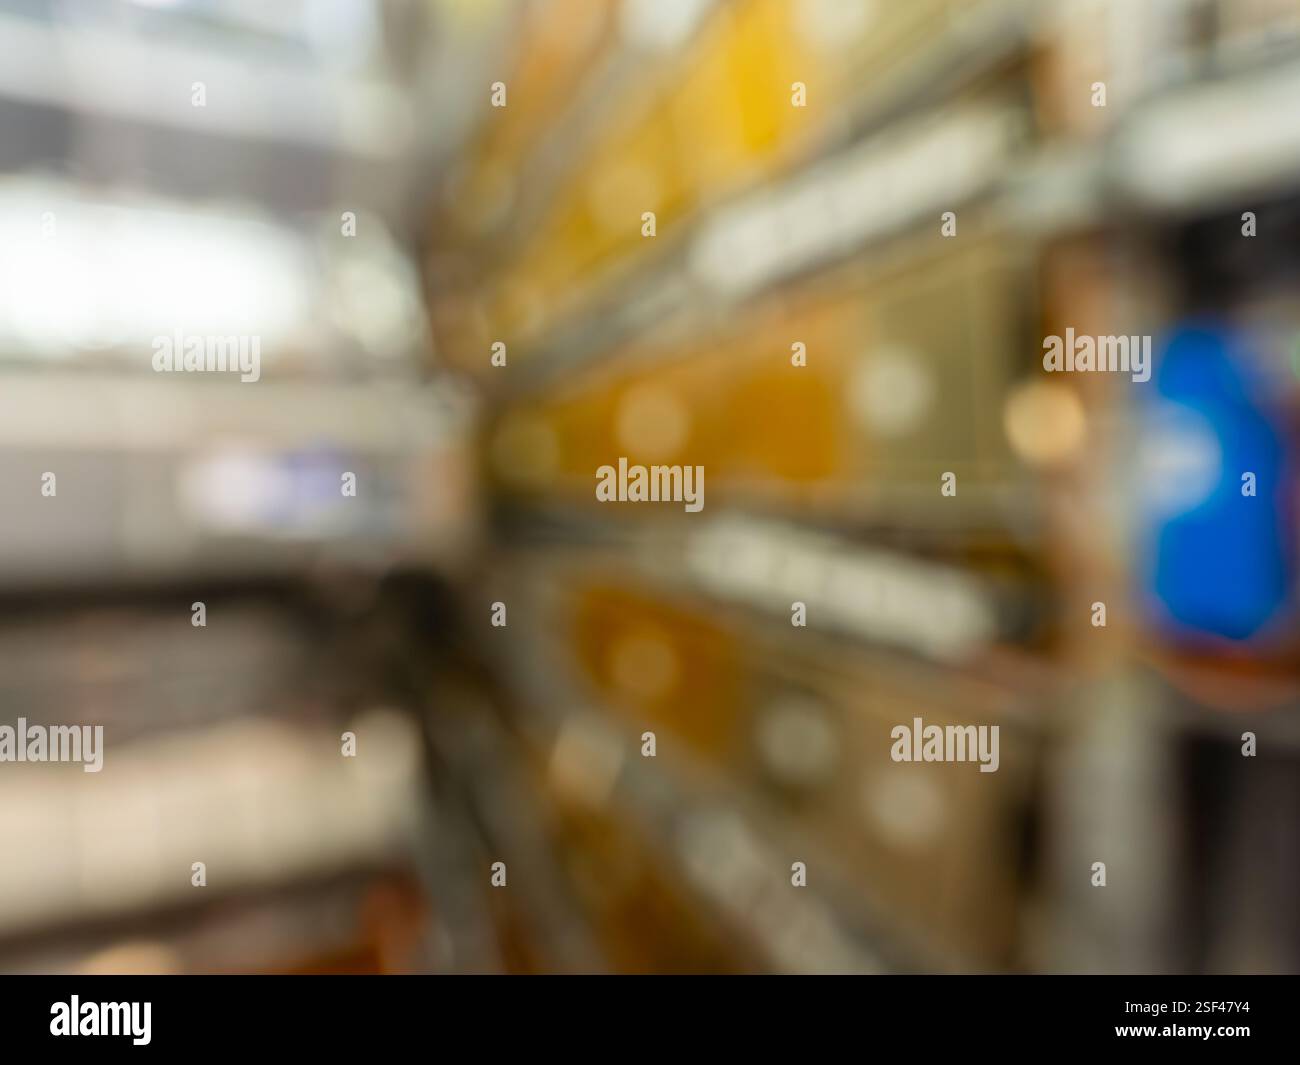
1136, 322, 1294, 643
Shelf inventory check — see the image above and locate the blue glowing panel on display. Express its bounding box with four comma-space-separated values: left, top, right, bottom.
1136, 323, 1294, 643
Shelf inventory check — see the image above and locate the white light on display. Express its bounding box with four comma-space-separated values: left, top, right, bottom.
691, 107, 1019, 296
621, 0, 713, 51
1138, 402, 1223, 515
851, 348, 936, 437
793, 0, 876, 50
0, 182, 311, 360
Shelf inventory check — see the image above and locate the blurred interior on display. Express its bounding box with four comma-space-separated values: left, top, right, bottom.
0, 0, 1298, 974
